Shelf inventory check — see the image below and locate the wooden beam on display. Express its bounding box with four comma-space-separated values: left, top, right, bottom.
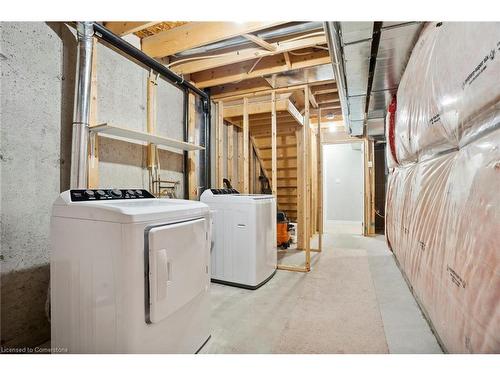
217, 101, 224, 188
317, 108, 323, 252
187, 92, 199, 199
309, 87, 318, 108
271, 91, 277, 196
223, 98, 288, 118
296, 116, 305, 250
103, 22, 158, 36
227, 123, 234, 185
243, 33, 276, 51
237, 128, 243, 191
142, 22, 285, 58
311, 83, 338, 95
316, 92, 340, 104
243, 98, 250, 193
284, 51, 292, 69
191, 50, 331, 88
211, 79, 272, 100
250, 137, 270, 181
304, 87, 311, 271
213, 80, 335, 101
287, 100, 304, 126
171, 34, 326, 75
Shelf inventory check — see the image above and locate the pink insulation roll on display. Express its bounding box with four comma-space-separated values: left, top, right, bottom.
386, 22, 500, 353
390, 22, 500, 165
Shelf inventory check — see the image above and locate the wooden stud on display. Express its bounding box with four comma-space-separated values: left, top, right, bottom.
271, 91, 277, 196
227, 123, 234, 185
217, 101, 224, 188
317, 108, 323, 252
304, 87, 311, 271
284, 52, 292, 69
187, 92, 198, 199
237, 128, 244, 191
243, 97, 250, 193
296, 116, 306, 250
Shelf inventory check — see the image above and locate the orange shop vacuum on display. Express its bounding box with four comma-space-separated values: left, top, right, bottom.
277, 211, 293, 249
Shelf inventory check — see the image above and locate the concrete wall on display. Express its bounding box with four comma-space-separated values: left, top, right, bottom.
0, 22, 188, 348
323, 143, 364, 222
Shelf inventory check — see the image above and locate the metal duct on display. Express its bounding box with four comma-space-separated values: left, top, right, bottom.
70, 21, 95, 189
324, 22, 349, 130
326, 21, 423, 139
175, 22, 324, 58
367, 22, 423, 138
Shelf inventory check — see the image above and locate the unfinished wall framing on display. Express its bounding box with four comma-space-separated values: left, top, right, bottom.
214, 85, 325, 272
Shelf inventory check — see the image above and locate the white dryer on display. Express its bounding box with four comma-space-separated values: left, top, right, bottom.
50, 189, 211, 353
200, 188, 277, 289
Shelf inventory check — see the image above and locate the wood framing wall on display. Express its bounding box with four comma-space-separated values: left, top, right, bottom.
214, 86, 322, 272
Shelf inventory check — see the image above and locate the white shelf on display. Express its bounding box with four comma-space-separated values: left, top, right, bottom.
90, 123, 204, 151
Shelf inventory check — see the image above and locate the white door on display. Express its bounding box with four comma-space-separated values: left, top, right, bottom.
322, 143, 365, 234
147, 218, 208, 324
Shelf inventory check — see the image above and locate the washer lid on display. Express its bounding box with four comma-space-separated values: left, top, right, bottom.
52, 190, 209, 223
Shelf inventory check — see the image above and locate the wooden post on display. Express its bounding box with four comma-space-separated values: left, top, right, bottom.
317, 109, 323, 252
227, 123, 234, 185
243, 97, 250, 193
271, 91, 277, 196
363, 139, 376, 235
304, 87, 311, 270
296, 122, 305, 249
239, 129, 243, 192
217, 101, 224, 188
187, 92, 198, 199
87, 37, 99, 188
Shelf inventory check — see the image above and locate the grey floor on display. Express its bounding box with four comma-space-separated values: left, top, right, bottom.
200, 232, 443, 354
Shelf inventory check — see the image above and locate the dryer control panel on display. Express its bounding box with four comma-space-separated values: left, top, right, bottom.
70, 189, 155, 202
209, 188, 239, 195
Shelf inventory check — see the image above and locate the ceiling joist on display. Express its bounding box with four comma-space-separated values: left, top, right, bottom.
170, 34, 327, 75
243, 33, 277, 51
191, 49, 331, 88
104, 22, 159, 36
142, 21, 286, 58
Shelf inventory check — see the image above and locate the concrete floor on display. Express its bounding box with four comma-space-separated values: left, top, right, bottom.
200, 233, 443, 354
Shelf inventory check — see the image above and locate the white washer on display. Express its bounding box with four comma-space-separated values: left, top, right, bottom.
200, 188, 277, 289
50, 189, 211, 353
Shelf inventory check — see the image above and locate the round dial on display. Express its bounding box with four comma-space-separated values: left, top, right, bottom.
109, 189, 122, 198
84, 189, 95, 197
96, 190, 106, 197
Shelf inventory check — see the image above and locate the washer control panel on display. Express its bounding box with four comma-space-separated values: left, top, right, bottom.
70, 189, 155, 202
209, 188, 239, 195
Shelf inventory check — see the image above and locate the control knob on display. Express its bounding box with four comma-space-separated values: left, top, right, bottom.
109, 189, 122, 198
84, 190, 95, 198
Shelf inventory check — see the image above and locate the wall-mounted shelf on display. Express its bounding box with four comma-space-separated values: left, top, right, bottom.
89, 123, 205, 151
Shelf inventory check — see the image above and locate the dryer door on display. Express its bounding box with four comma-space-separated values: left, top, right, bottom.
146, 218, 209, 324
